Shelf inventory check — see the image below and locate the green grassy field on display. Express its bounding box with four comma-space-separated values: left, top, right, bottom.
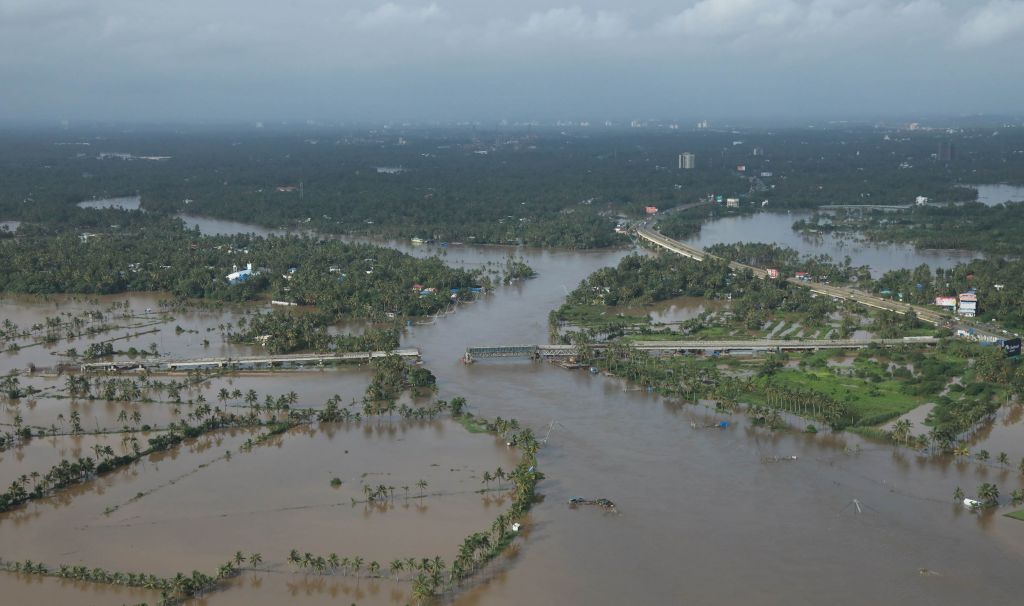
747, 363, 925, 423
1006, 510, 1024, 522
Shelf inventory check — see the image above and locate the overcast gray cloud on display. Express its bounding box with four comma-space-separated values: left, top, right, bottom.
1, 0, 1022, 123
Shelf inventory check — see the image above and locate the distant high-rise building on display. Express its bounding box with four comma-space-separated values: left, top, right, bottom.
938, 141, 955, 162
679, 152, 696, 169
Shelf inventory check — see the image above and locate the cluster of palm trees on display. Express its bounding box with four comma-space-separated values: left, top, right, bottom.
1, 309, 118, 347
1, 374, 28, 401
954, 483, 1004, 509
315, 392, 456, 426
893, 423, 1024, 474
480, 467, 507, 491
1, 402, 291, 512
352, 479, 430, 505
364, 350, 432, 403
0, 555, 239, 605
286, 551, 383, 578
757, 384, 849, 426
0, 456, 96, 512
65, 372, 215, 405
746, 405, 785, 430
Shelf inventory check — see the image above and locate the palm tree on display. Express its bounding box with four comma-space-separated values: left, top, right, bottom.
351, 556, 364, 578
416, 479, 428, 496
368, 560, 380, 577
891, 419, 912, 447
494, 467, 506, 489
998, 452, 1010, 467
248, 553, 262, 569
953, 486, 965, 502
977, 483, 1000, 507
481, 471, 492, 490
233, 551, 246, 567
287, 549, 301, 569
411, 573, 435, 604
389, 559, 404, 579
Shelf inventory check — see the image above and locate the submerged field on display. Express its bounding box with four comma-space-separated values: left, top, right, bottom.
0, 295, 532, 605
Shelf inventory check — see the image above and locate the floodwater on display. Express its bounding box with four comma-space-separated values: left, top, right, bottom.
967, 184, 1024, 206
1, 217, 1022, 605
0, 423, 516, 578
76, 196, 142, 211
610, 296, 726, 324
681, 211, 979, 276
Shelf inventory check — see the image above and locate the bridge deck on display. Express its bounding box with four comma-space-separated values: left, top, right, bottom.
466, 338, 936, 361
81, 348, 421, 372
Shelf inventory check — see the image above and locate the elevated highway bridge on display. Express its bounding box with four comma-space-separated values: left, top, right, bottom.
635, 225, 946, 325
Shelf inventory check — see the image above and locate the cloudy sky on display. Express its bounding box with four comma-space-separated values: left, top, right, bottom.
2, 0, 1023, 123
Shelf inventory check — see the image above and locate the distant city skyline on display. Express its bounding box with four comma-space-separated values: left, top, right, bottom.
2, 1, 1024, 123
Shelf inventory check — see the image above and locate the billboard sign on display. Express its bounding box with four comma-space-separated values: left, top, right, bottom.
934, 296, 957, 308
766, 268, 779, 279
959, 292, 977, 302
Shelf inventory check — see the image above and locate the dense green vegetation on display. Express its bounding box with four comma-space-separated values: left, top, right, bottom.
0, 215, 487, 320
551, 249, 1016, 439
3, 125, 1024, 250
870, 257, 1024, 329
228, 312, 399, 354
704, 242, 870, 283
551, 252, 851, 340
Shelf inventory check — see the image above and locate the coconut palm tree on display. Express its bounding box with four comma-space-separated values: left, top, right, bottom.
977, 483, 1000, 507
233, 551, 246, 567
389, 559, 404, 580
998, 452, 1010, 467
416, 479, 428, 496
248, 553, 262, 569
411, 573, 434, 604
953, 486, 965, 502
891, 419, 912, 447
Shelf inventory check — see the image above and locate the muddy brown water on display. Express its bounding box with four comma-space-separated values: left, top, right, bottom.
0, 218, 1022, 604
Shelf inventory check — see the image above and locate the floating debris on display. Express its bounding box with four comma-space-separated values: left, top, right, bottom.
691, 420, 729, 430
762, 455, 799, 463
568, 496, 618, 512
